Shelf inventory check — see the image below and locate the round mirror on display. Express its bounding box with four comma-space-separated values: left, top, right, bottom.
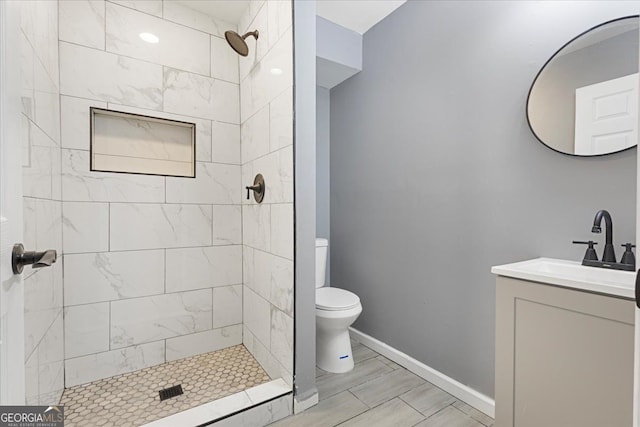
527, 16, 639, 156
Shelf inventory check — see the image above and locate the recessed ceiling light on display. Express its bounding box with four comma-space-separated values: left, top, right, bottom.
270, 68, 283, 75
139, 32, 159, 44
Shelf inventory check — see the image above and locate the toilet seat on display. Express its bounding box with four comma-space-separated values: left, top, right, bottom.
316, 287, 360, 311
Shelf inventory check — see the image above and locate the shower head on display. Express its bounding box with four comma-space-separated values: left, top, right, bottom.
224, 30, 259, 57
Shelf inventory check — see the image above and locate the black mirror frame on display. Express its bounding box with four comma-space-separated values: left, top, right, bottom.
526, 15, 640, 157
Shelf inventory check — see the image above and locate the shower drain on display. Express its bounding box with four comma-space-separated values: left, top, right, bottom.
158, 384, 184, 401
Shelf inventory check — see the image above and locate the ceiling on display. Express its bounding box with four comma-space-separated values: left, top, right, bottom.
316, 0, 406, 34
173, 1, 406, 34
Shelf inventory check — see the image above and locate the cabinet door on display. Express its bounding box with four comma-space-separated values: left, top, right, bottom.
496, 277, 634, 427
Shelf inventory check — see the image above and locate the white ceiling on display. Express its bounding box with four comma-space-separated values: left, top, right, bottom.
172, 1, 406, 34
173, 0, 249, 24
316, 0, 406, 34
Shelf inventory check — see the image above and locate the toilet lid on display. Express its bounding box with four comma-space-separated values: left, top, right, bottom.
316, 287, 360, 311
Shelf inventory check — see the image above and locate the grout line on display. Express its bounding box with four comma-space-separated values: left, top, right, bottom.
62, 243, 243, 256
61, 92, 242, 128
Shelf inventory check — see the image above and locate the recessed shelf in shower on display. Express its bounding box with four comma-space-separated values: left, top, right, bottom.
90, 107, 196, 178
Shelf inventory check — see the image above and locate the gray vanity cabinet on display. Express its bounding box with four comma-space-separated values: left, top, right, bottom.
495, 276, 634, 427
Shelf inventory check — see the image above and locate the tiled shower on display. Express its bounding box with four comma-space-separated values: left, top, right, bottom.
20, 0, 293, 423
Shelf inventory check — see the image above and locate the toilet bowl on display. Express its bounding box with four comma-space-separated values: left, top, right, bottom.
315, 238, 362, 373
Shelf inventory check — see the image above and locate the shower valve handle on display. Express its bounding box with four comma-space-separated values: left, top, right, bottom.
246, 184, 262, 200
245, 174, 265, 203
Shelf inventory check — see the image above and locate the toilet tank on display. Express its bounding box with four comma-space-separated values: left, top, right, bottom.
315, 238, 328, 288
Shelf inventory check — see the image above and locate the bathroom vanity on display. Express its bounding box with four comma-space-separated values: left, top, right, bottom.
492, 258, 635, 427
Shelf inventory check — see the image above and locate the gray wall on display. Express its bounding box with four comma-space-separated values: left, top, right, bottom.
329, 0, 638, 397
317, 86, 330, 285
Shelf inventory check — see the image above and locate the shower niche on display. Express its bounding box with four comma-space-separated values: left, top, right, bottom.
90, 108, 196, 178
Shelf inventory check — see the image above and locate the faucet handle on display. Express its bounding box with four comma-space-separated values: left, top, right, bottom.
572, 240, 598, 261
621, 243, 636, 267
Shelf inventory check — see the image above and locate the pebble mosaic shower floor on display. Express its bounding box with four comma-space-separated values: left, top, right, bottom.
60, 345, 270, 427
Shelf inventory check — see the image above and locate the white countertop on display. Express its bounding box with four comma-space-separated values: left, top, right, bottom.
491, 257, 636, 299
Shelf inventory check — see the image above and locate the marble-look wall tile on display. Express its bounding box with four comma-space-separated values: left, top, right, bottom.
240, 29, 292, 122
24, 266, 62, 360
60, 41, 163, 109
166, 162, 240, 204
238, 2, 269, 82
241, 160, 254, 206
61, 96, 107, 150
243, 246, 255, 291
62, 149, 165, 202
19, 197, 53, 279
166, 245, 242, 292
34, 59, 61, 143
252, 250, 293, 316
213, 285, 243, 328
106, 3, 210, 76
20, 32, 35, 121
253, 146, 293, 203
243, 287, 271, 349
23, 198, 37, 253
64, 303, 110, 358
62, 202, 109, 254
162, 1, 236, 38
241, 105, 270, 164
32, 198, 63, 252
107, 103, 213, 162
51, 147, 62, 201
271, 203, 293, 260
212, 205, 242, 245
239, 0, 265, 38
270, 308, 293, 372
110, 203, 212, 250
110, 289, 212, 348
267, 1, 292, 49
38, 366, 63, 405
21, 0, 59, 89
212, 121, 241, 165
26, 114, 56, 148
269, 87, 293, 151
19, 31, 36, 120
245, 249, 268, 300
22, 0, 63, 406
243, 204, 271, 251
163, 67, 239, 124
59, 0, 105, 50
65, 341, 165, 387
211, 35, 239, 84
25, 352, 38, 405
243, 325, 291, 386
165, 324, 242, 362
108, 0, 162, 17
64, 250, 164, 305
23, 145, 52, 199
37, 313, 64, 404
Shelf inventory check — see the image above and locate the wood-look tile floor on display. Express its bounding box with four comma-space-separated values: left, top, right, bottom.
60, 345, 270, 427
271, 342, 494, 427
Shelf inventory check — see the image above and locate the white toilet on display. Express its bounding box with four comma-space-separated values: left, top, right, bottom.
315, 238, 362, 373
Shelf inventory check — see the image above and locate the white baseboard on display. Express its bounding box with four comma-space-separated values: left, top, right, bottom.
349, 327, 495, 418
